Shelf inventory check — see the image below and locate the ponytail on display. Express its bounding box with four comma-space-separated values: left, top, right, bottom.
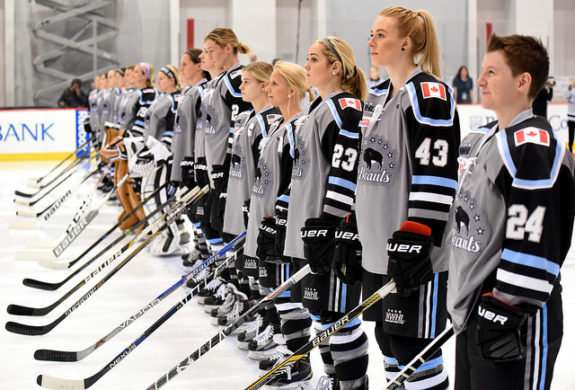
205, 28, 251, 56
416, 10, 441, 80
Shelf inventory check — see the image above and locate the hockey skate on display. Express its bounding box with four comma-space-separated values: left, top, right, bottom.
203, 283, 232, 312
247, 324, 280, 360
263, 354, 313, 390
237, 314, 265, 350
195, 277, 223, 303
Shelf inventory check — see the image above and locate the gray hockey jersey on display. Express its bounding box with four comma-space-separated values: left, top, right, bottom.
144, 91, 181, 148
284, 92, 363, 259
195, 75, 223, 175
444, 109, 575, 333
170, 80, 207, 182
245, 113, 299, 259
224, 105, 283, 236
202, 63, 252, 186
355, 68, 460, 275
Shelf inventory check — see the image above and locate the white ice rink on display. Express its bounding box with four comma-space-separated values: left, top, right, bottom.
1, 160, 574, 390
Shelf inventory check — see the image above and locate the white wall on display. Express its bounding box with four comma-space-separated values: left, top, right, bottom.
554, 0, 575, 78
179, 0, 228, 53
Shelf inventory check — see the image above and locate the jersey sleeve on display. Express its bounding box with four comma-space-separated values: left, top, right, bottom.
160, 94, 179, 150
320, 96, 363, 220
404, 80, 460, 245
493, 127, 575, 309
129, 88, 156, 138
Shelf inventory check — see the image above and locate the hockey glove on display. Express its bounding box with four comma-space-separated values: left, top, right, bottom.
257, 216, 280, 261
180, 157, 196, 189
334, 213, 363, 285
195, 159, 209, 189
301, 217, 337, 274
476, 293, 528, 363
242, 199, 250, 229
387, 221, 434, 297
210, 164, 228, 193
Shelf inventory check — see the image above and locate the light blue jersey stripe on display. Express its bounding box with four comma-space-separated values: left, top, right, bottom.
325, 99, 343, 128
539, 305, 548, 390
224, 76, 242, 98
501, 249, 560, 276
406, 82, 455, 127
340, 129, 359, 139
328, 176, 356, 192
431, 273, 439, 338
412, 175, 457, 189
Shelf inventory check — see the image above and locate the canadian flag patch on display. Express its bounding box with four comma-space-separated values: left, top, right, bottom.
339, 98, 361, 111
514, 127, 550, 147
421, 82, 446, 100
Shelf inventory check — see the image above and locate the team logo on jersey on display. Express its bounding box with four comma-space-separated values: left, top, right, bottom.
203, 105, 218, 134
421, 82, 446, 101
514, 127, 550, 147
291, 135, 310, 179
450, 190, 490, 256
339, 98, 361, 111
229, 143, 245, 180
252, 158, 272, 197
266, 114, 282, 125
357, 135, 398, 186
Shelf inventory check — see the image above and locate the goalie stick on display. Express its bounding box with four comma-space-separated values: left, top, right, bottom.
36, 234, 245, 389
145, 263, 312, 390
244, 280, 397, 390
27, 138, 91, 187
4, 186, 207, 335
14, 148, 93, 199
384, 325, 454, 390
34, 232, 246, 362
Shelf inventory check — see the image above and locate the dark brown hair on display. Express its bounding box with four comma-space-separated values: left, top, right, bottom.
487, 34, 549, 99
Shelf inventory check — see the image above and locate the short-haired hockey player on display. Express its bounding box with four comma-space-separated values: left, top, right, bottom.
282, 36, 369, 389
444, 34, 575, 390
353, 6, 460, 390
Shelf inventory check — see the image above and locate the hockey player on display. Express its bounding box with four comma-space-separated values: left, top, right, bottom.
443, 34, 575, 390
282, 37, 369, 389
170, 48, 212, 267
352, 7, 460, 390
200, 28, 252, 250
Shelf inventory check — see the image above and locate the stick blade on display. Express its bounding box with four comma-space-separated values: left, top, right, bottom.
15, 209, 38, 218
14, 250, 55, 262
5, 320, 51, 335
37, 374, 86, 390
23, 277, 62, 291
34, 349, 78, 362
37, 258, 69, 270
13, 198, 34, 206
9, 219, 39, 230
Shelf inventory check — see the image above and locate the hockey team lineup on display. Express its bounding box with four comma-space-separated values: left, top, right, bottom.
3, 4, 575, 390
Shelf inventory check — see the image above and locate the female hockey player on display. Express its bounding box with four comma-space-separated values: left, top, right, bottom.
170, 48, 212, 267
352, 7, 460, 390
444, 34, 575, 390
282, 36, 369, 389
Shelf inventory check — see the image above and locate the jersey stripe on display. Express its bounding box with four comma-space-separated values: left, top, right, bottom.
339, 129, 360, 139
408, 191, 453, 205
496, 268, 554, 295
328, 176, 357, 192
325, 98, 343, 128
501, 249, 560, 277
412, 175, 457, 189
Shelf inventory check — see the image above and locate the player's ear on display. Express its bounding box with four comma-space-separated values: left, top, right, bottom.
517, 72, 532, 95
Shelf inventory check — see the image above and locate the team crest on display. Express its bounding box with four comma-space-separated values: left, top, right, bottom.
252, 158, 272, 197
229, 143, 245, 180
450, 190, 490, 256
357, 135, 398, 186
421, 82, 446, 101
203, 104, 218, 134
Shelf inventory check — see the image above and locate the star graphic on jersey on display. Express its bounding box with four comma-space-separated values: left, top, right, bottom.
389, 163, 395, 169
463, 195, 469, 202
265, 172, 269, 176
477, 227, 485, 235
469, 202, 475, 210
383, 143, 389, 150
474, 214, 480, 222
378, 139, 383, 144
388, 152, 393, 159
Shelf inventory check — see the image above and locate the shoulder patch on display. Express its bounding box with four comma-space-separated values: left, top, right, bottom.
421, 82, 446, 101
338, 97, 361, 111
266, 113, 282, 125
229, 69, 242, 79
514, 127, 550, 147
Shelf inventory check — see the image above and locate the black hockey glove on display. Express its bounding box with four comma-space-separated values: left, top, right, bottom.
194, 158, 209, 188
257, 216, 279, 261
242, 199, 250, 229
301, 217, 337, 274
476, 293, 528, 363
275, 210, 288, 259
209, 165, 229, 233
387, 221, 434, 297
334, 213, 362, 285
180, 157, 196, 189
210, 164, 228, 193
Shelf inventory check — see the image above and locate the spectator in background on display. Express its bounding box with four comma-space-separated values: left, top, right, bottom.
453, 65, 474, 103
367, 65, 382, 88
58, 78, 88, 108
565, 80, 575, 152
532, 76, 555, 118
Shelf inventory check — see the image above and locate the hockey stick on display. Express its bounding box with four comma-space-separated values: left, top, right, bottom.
34, 232, 246, 362
4, 186, 207, 335
14, 155, 95, 208
384, 325, 454, 390
244, 280, 397, 390
36, 236, 244, 389
145, 263, 312, 390
14, 148, 93, 198
20, 183, 174, 293
26, 138, 91, 187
